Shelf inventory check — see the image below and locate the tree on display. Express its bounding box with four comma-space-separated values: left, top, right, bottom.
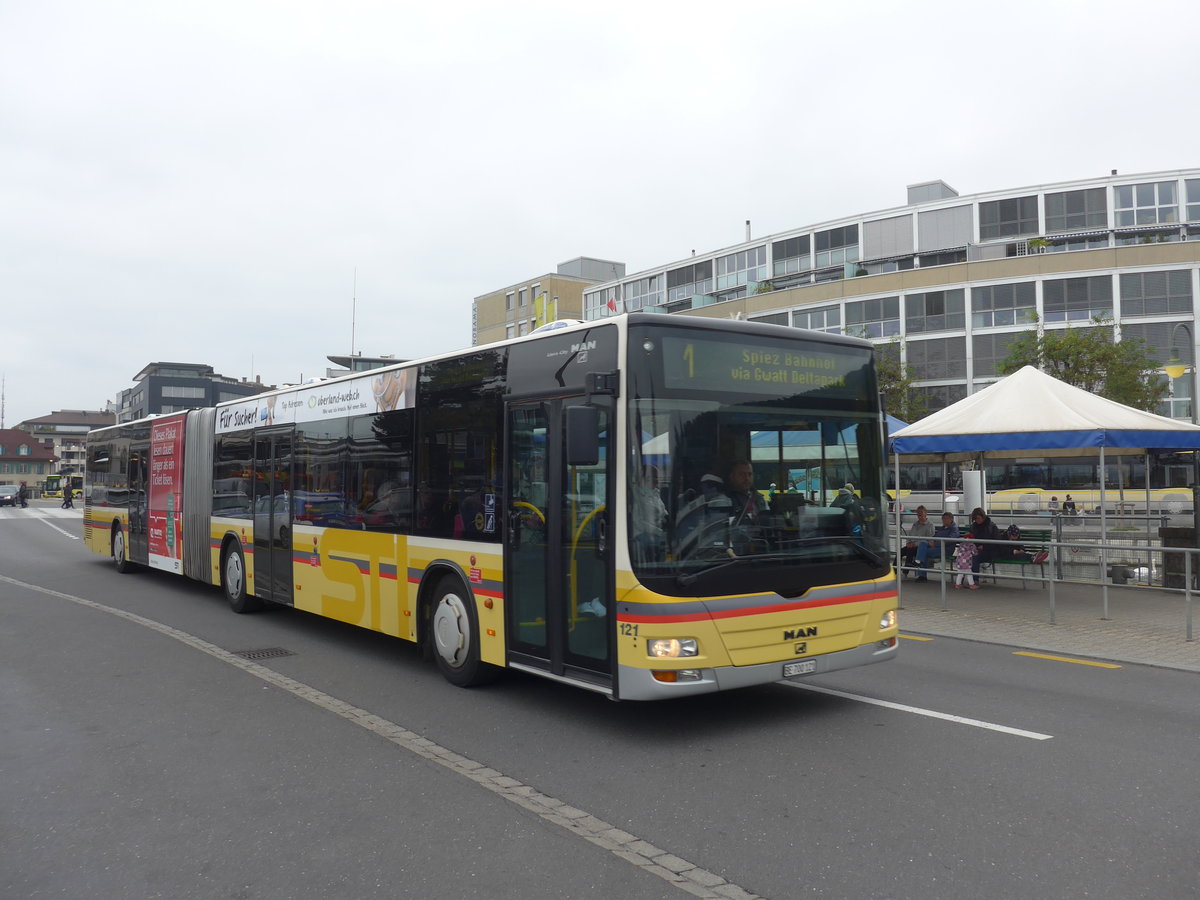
874, 339, 928, 423
998, 314, 1169, 411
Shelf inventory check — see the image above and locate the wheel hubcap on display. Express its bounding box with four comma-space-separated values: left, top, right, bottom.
432, 593, 470, 667
225, 552, 244, 598
113, 531, 124, 564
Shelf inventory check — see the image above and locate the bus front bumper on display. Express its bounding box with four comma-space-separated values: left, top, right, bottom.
616, 637, 898, 701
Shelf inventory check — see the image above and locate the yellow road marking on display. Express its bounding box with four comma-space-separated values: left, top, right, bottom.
900, 634, 933, 642
1013, 651, 1121, 669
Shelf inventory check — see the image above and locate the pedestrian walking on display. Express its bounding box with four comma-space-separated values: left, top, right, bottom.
17, 481, 28, 508
61, 483, 74, 508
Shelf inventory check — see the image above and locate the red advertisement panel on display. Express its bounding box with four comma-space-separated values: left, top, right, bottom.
148, 414, 187, 573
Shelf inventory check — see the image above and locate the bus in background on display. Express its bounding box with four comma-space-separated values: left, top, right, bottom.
84, 314, 897, 700
44, 473, 84, 500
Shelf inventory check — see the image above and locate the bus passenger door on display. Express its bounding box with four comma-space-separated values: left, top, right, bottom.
253, 429, 294, 606
506, 397, 613, 688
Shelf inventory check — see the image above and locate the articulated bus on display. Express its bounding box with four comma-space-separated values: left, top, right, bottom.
84, 314, 897, 700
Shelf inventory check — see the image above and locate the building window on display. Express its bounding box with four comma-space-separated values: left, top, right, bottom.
623, 275, 662, 311
791, 305, 840, 333
1187, 179, 1200, 223
772, 235, 811, 277
913, 383, 968, 415
972, 332, 1024, 379
715, 246, 767, 291
1045, 188, 1107, 233
518, 288, 527, 307
161, 385, 206, 399
1043, 275, 1113, 323
1115, 181, 1178, 226
971, 282, 1036, 328
814, 225, 859, 268
979, 195, 1038, 242
749, 312, 788, 326
666, 261, 713, 303
905, 289, 965, 334
506, 292, 514, 311
1120, 270, 1193, 317
906, 337, 967, 380
506, 324, 515, 339
1045, 233, 1110, 253
18, 444, 31, 456
918, 249, 967, 268
844, 296, 900, 339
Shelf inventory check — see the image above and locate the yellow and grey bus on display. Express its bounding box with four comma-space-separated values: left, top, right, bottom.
45, 473, 83, 500
84, 314, 897, 699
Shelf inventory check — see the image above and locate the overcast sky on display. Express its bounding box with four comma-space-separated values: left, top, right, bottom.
2, 0, 1196, 427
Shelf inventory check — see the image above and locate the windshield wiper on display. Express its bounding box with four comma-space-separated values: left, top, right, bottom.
676, 552, 793, 587
785, 535, 887, 567
676, 537, 886, 586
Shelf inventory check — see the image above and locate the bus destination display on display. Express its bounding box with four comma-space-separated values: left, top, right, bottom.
661, 336, 866, 398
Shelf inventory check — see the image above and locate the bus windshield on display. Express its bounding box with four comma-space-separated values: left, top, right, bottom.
627, 324, 888, 597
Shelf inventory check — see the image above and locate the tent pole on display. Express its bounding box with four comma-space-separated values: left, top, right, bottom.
893, 453, 901, 577
1145, 451, 1152, 585
1100, 445, 1110, 619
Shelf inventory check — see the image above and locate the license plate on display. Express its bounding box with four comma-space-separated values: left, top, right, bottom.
783, 659, 817, 677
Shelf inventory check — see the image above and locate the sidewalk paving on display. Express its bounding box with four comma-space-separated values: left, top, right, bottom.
896, 570, 1200, 672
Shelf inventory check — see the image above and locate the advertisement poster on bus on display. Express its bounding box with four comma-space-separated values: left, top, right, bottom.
148, 414, 186, 573
214, 367, 414, 435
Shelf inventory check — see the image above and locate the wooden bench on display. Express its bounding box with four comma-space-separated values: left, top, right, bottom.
982, 528, 1051, 588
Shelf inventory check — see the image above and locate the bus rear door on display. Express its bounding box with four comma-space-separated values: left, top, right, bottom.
252, 429, 295, 606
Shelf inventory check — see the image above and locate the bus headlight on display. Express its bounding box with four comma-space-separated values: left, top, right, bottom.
647, 638, 698, 658
880, 610, 897, 629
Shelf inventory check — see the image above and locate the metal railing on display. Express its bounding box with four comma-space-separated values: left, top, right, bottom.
893, 518, 1197, 641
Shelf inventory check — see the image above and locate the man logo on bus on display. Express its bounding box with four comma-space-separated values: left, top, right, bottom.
783, 626, 818, 641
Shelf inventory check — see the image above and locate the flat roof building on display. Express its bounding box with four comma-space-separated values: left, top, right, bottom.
117, 362, 274, 423
473, 257, 625, 346
581, 168, 1200, 418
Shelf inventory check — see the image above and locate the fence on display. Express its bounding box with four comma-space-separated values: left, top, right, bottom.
893, 511, 1197, 641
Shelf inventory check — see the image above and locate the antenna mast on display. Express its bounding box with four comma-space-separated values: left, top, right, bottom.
351, 268, 357, 356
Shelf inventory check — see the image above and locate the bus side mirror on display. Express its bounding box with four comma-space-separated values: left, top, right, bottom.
566, 405, 600, 467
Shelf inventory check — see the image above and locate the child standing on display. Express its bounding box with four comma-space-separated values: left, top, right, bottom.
953, 539, 979, 589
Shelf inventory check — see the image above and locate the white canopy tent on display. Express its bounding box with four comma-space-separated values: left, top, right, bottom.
889, 366, 1200, 597
890, 365, 1200, 459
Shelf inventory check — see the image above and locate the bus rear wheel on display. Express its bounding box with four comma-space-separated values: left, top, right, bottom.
222, 543, 262, 614
429, 578, 498, 688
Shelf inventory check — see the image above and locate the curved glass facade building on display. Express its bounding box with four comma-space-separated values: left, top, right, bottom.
583, 168, 1200, 418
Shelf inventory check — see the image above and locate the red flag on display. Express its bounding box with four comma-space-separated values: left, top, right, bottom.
607, 295, 617, 313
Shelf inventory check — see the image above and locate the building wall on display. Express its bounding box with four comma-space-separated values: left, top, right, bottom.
474, 273, 601, 345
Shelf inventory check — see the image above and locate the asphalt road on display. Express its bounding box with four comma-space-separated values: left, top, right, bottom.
3, 504, 1199, 899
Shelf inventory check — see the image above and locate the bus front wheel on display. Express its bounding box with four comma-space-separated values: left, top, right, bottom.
222, 543, 262, 614
112, 525, 133, 574
429, 578, 498, 688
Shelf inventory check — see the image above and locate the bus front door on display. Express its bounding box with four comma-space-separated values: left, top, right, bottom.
253, 429, 294, 606
506, 398, 613, 690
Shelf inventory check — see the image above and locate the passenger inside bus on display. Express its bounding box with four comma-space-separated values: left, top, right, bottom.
631, 465, 668, 559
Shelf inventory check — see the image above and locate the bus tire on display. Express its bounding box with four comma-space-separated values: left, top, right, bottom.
222, 542, 262, 614
111, 524, 134, 574
429, 577, 498, 688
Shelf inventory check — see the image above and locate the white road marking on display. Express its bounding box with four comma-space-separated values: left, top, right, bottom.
781, 681, 1054, 741
0, 573, 765, 900
36, 517, 80, 540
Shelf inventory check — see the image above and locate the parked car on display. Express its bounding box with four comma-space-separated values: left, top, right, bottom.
0, 485, 20, 506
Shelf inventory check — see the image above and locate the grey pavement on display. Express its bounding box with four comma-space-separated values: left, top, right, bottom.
897, 568, 1200, 672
